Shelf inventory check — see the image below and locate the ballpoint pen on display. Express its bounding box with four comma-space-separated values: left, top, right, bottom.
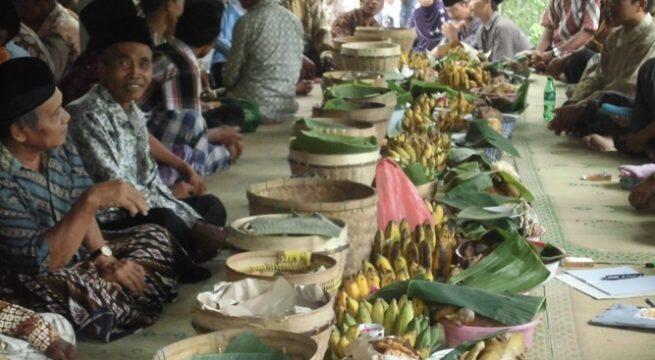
601, 273, 644, 281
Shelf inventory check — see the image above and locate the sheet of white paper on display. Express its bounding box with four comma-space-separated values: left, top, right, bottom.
556, 274, 655, 299
564, 266, 655, 297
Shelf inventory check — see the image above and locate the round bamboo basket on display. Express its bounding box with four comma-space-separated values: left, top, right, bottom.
247, 178, 378, 276
293, 117, 378, 138
340, 42, 402, 72
228, 214, 349, 274
225, 251, 342, 295
355, 27, 417, 54
312, 101, 393, 141
288, 150, 380, 185
153, 327, 318, 360
332, 35, 390, 70
322, 71, 386, 88
416, 179, 438, 200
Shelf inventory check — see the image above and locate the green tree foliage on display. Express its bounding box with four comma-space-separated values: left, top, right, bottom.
501, 0, 549, 45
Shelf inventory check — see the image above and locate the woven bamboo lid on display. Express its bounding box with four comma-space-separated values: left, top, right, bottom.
341, 42, 401, 57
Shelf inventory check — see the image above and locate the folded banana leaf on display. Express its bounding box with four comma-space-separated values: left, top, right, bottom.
322, 98, 364, 111
220, 97, 261, 133
465, 119, 520, 157
409, 80, 477, 101
386, 81, 413, 106
326, 83, 389, 100
448, 147, 493, 168
192, 332, 290, 360
496, 170, 534, 202
449, 229, 550, 294
289, 130, 378, 155
299, 118, 350, 130
447, 173, 493, 197
403, 162, 434, 185
440, 192, 516, 210
373, 280, 545, 326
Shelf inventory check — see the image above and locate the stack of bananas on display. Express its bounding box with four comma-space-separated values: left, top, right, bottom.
330, 293, 440, 359
400, 94, 443, 134
435, 91, 477, 132
439, 61, 490, 90
385, 132, 450, 180
370, 209, 457, 283
400, 52, 438, 82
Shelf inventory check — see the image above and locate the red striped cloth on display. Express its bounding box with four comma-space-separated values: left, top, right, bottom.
541, 0, 601, 48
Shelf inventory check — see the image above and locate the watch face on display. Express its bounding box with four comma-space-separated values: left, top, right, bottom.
101, 246, 113, 257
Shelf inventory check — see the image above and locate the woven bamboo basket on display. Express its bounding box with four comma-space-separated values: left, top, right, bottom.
416, 179, 438, 200
225, 251, 342, 295
322, 71, 386, 88
340, 42, 402, 72
288, 150, 380, 185
355, 27, 417, 54
312, 101, 393, 141
153, 327, 318, 360
247, 178, 378, 276
332, 35, 389, 70
228, 214, 349, 274
293, 117, 378, 138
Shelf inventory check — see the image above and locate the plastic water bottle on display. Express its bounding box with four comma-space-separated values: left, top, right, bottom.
543, 76, 556, 122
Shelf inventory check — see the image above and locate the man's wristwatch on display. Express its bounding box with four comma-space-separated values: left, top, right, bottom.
552, 47, 561, 58
90, 245, 113, 259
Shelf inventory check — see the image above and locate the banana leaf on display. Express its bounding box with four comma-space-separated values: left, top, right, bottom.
290, 130, 378, 155
439, 192, 516, 210
448, 229, 550, 294
446, 173, 494, 197
192, 332, 290, 360
386, 81, 413, 106
373, 280, 545, 326
465, 119, 520, 157
444, 162, 483, 185
326, 83, 389, 100
409, 80, 458, 98
219, 97, 261, 133
322, 98, 364, 111
511, 81, 530, 113
403, 162, 434, 185
300, 118, 350, 130
496, 170, 534, 202
457, 206, 520, 220
448, 147, 493, 168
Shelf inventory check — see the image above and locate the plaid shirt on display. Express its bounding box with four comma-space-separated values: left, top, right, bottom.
541, 0, 601, 48
0, 301, 59, 353
331, 9, 380, 38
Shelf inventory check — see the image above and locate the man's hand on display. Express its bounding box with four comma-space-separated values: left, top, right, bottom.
227, 142, 244, 163
545, 56, 567, 78
442, 22, 460, 43
530, 51, 554, 70
548, 105, 585, 136
170, 181, 195, 199
45, 338, 76, 360
180, 165, 206, 196
209, 126, 242, 145
101, 259, 147, 295
89, 180, 149, 217
296, 79, 314, 95
301, 56, 317, 80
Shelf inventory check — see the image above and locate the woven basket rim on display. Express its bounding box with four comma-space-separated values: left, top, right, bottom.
341, 42, 401, 57
296, 117, 376, 130
225, 250, 339, 280
247, 178, 377, 210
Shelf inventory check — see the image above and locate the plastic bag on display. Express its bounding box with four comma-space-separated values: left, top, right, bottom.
375, 158, 434, 229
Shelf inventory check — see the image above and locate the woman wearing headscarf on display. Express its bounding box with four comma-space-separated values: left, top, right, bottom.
407, 0, 449, 52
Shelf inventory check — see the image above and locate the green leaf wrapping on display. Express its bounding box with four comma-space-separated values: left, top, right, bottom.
191, 332, 290, 360
465, 119, 520, 157
373, 280, 545, 326
289, 130, 379, 155
448, 229, 550, 294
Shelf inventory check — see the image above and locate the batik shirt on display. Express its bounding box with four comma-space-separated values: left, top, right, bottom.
476, 12, 532, 62
281, 0, 332, 55
331, 9, 380, 38
67, 85, 201, 226
223, 0, 303, 122
13, 23, 56, 77
0, 301, 59, 353
0, 141, 92, 275
36, 3, 81, 80
541, 0, 600, 49
570, 14, 655, 105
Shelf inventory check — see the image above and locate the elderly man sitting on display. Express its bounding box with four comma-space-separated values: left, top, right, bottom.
0, 57, 177, 342
67, 16, 228, 280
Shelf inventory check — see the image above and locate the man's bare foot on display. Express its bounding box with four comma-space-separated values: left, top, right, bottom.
582, 134, 616, 152
190, 222, 229, 262
629, 175, 655, 210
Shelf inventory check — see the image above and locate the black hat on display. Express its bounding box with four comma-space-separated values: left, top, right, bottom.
0, 58, 55, 124
176, 0, 224, 48
94, 15, 154, 52
443, 0, 462, 7
0, 0, 20, 45
81, 0, 138, 50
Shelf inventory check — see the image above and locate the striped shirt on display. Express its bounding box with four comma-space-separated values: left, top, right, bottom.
0, 140, 93, 275
541, 0, 601, 48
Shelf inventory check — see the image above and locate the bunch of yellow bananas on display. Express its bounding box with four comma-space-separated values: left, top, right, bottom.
329, 294, 440, 359
435, 92, 477, 133
370, 210, 457, 282
439, 61, 489, 90
400, 94, 445, 134
400, 52, 431, 71
385, 132, 450, 180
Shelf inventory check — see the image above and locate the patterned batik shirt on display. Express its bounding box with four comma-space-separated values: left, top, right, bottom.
36, 3, 80, 80
331, 9, 380, 38
541, 0, 601, 49
223, 0, 304, 122
0, 140, 93, 275
13, 23, 56, 77
280, 0, 332, 55
67, 84, 201, 226
0, 301, 60, 353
